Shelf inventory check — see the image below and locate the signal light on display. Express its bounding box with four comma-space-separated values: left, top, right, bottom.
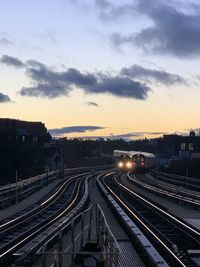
141, 162, 144, 166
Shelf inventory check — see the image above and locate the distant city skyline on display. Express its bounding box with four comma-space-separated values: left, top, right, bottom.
1, 0, 200, 140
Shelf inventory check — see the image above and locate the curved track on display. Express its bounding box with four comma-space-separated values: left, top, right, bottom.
0, 172, 89, 266
151, 170, 200, 192
100, 172, 200, 267
128, 173, 200, 208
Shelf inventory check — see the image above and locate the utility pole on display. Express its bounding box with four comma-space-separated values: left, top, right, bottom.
46, 166, 49, 186
60, 140, 64, 179
16, 170, 18, 204
156, 141, 158, 179
186, 167, 188, 188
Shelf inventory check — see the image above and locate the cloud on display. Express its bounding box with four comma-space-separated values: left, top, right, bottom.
95, 0, 135, 21
38, 29, 57, 43
0, 92, 12, 103
111, 131, 166, 139
17, 61, 151, 100
121, 65, 187, 86
69, 132, 143, 140
85, 101, 99, 107
0, 55, 24, 68
49, 125, 105, 136
110, 0, 200, 57
148, 132, 166, 135
0, 37, 13, 46
3, 54, 188, 100
110, 132, 144, 139
73, 131, 166, 140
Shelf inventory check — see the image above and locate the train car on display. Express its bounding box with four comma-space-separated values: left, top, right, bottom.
113, 150, 133, 170
131, 152, 156, 172
113, 150, 156, 172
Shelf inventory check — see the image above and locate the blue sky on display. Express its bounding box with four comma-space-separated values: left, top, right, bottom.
0, 0, 200, 139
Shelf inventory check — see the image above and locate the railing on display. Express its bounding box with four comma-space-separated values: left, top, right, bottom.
39, 204, 120, 267
0, 171, 59, 209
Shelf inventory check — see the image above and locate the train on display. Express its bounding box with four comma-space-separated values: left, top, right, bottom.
113, 150, 156, 172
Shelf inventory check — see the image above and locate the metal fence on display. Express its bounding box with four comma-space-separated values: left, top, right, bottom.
39, 204, 120, 267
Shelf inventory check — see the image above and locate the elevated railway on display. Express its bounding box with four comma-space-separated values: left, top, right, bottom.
0, 166, 200, 266
99, 172, 200, 267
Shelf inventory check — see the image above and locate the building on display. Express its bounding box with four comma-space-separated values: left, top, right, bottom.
158, 131, 200, 159
0, 118, 51, 144
0, 118, 52, 184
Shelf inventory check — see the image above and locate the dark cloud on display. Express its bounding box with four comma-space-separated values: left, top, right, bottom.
95, 0, 135, 21
70, 132, 143, 140
85, 101, 99, 107
121, 65, 187, 86
83, 75, 150, 99
94, 131, 166, 140
147, 131, 167, 135
75, 131, 166, 140
110, 0, 200, 57
3, 54, 188, 100
20, 84, 69, 98
26, 59, 46, 68
0, 37, 13, 46
18, 61, 151, 100
108, 132, 165, 140
110, 132, 143, 139
116, 131, 166, 137
49, 126, 104, 136
0, 92, 12, 103
0, 55, 24, 67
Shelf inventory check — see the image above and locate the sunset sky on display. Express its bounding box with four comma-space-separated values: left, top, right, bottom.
0, 0, 200, 139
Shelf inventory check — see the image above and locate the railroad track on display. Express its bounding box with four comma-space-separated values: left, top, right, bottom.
151, 170, 200, 192
128, 173, 200, 208
0, 171, 60, 209
0, 172, 90, 266
100, 172, 200, 267
0, 165, 113, 210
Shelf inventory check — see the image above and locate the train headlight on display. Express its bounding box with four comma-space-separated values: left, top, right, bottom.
126, 161, 132, 169
118, 161, 123, 168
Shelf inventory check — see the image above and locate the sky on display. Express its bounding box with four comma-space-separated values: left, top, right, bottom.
0, 0, 200, 140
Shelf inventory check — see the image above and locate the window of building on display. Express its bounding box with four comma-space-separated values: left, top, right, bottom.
181, 143, 186, 150
33, 136, 38, 143
189, 143, 194, 151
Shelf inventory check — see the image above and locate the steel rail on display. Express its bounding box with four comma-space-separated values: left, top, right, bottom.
0, 172, 90, 232
128, 173, 200, 208
137, 173, 200, 200
151, 170, 200, 191
101, 172, 198, 267
120, 174, 200, 238
0, 176, 86, 261
14, 174, 91, 266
